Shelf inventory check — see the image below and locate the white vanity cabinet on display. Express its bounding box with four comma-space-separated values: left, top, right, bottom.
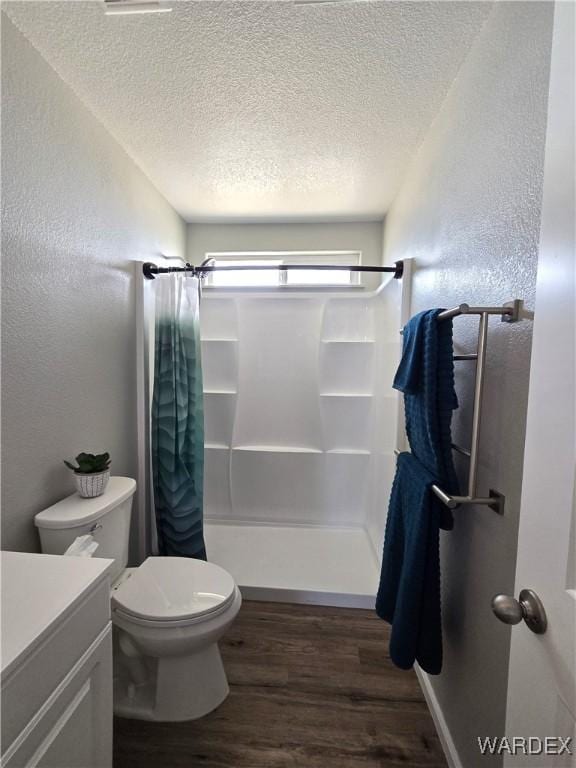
1, 552, 115, 768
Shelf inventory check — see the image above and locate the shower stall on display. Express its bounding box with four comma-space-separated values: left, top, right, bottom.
137, 261, 411, 608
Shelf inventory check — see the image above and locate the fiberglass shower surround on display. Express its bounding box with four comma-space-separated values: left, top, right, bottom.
139, 265, 409, 607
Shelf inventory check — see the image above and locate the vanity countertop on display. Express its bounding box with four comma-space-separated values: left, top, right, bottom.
1, 551, 113, 679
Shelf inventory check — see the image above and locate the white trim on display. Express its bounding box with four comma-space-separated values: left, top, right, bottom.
135, 262, 156, 563
135, 263, 147, 564
415, 665, 462, 768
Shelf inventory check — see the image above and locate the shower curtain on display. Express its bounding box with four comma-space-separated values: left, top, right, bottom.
151, 273, 206, 560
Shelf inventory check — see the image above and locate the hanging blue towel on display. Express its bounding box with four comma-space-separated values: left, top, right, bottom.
394, 308, 459, 529
376, 308, 459, 674
376, 452, 443, 674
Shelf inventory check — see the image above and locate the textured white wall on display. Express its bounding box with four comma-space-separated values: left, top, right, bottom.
382, 4, 553, 767
187, 221, 385, 289
1, 17, 186, 554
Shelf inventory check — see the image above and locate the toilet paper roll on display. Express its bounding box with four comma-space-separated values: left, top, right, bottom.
63, 534, 99, 557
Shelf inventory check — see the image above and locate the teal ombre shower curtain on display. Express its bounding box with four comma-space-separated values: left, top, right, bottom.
151, 273, 206, 560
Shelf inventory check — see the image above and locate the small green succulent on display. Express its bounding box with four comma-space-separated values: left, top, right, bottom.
64, 452, 111, 475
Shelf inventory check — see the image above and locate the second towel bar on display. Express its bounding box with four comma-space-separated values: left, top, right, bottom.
393, 450, 504, 513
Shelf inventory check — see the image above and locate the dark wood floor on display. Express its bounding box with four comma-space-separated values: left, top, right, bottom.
114, 601, 447, 768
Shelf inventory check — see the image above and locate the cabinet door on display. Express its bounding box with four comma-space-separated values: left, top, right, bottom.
4, 626, 112, 768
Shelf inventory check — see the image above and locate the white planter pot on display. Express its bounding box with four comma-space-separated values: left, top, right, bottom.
75, 470, 110, 498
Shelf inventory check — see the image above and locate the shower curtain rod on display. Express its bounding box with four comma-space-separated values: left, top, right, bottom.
142, 260, 404, 280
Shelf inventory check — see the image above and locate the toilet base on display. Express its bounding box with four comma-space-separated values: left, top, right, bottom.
114, 642, 230, 722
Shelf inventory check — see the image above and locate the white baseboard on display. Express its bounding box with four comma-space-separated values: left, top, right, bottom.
415, 665, 462, 768
239, 584, 375, 609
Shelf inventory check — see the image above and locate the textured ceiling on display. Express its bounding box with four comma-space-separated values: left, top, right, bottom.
5, 1, 492, 221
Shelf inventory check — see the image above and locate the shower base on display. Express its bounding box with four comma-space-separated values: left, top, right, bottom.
204, 522, 380, 609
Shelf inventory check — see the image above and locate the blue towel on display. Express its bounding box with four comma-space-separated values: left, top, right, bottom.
376, 308, 459, 674
394, 308, 459, 529
376, 453, 443, 674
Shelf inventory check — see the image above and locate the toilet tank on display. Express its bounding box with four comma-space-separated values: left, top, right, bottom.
35, 477, 137, 583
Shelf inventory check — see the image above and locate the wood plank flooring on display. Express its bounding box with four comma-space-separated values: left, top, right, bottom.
113, 601, 447, 768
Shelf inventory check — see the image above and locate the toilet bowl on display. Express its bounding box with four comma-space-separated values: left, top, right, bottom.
34, 477, 241, 722
111, 557, 241, 720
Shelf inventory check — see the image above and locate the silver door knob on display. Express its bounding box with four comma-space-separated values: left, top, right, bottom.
491, 589, 547, 634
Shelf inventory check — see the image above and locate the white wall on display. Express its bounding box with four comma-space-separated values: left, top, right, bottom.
187, 221, 385, 289
1, 17, 186, 554
382, 3, 554, 767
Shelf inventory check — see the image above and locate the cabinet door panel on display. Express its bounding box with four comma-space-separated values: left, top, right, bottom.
2, 580, 110, 751
4, 626, 112, 768
34, 679, 94, 768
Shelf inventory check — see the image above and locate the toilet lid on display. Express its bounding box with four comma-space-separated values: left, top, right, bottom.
111, 557, 236, 622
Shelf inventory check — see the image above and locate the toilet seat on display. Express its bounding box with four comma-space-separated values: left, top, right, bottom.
111, 556, 236, 627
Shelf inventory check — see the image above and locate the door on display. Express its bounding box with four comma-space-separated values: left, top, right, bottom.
501, 2, 575, 765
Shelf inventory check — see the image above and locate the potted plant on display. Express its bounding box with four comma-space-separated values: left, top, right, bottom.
64, 452, 111, 498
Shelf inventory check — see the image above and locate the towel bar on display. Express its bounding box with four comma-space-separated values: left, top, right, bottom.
437, 300, 521, 322
393, 450, 504, 513
395, 300, 523, 515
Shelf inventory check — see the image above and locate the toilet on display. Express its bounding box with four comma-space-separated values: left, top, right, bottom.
34, 476, 241, 722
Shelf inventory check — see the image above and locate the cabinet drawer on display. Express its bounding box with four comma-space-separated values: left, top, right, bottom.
2, 625, 112, 768
2, 579, 110, 751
